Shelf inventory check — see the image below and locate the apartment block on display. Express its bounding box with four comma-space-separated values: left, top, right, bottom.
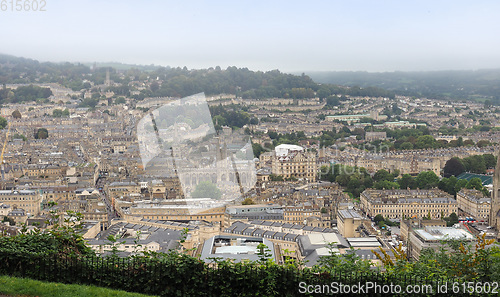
360, 189, 457, 220
456, 189, 490, 221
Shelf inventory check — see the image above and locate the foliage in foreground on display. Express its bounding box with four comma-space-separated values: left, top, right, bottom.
1, 217, 500, 296
371, 234, 500, 281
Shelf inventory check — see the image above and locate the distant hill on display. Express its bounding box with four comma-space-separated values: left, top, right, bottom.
305, 69, 500, 104
0, 54, 394, 101
82, 62, 161, 71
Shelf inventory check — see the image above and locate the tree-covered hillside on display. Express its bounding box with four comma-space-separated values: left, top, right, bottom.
0, 54, 394, 100
307, 69, 500, 104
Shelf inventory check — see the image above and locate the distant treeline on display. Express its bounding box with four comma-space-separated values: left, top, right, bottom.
140, 67, 395, 99
0, 84, 52, 103
0, 54, 394, 101
307, 69, 500, 104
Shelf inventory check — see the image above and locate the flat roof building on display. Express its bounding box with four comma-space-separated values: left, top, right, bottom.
200, 235, 276, 263
337, 209, 367, 238
407, 226, 474, 260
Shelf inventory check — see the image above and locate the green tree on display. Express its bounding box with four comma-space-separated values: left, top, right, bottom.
12, 133, 27, 141
2, 216, 15, 226
251, 142, 265, 158
269, 174, 284, 181
374, 214, 385, 225
256, 243, 273, 264
190, 181, 222, 199
317, 86, 332, 100
34, 128, 48, 139
483, 154, 497, 169
11, 85, 52, 102
444, 212, 459, 227
335, 174, 350, 187
316, 243, 373, 274
374, 180, 399, 190
443, 157, 465, 177
325, 95, 341, 106
415, 135, 436, 149
347, 177, 361, 190
466, 177, 483, 191
397, 174, 417, 189
0, 116, 7, 129
438, 176, 458, 195
114, 97, 126, 104
11, 110, 21, 119
52, 109, 69, 117
242, 198, 255, 205
150, 81, 159, 92
477, 140, 491, 148
373, 169, 393, 182
466, 155, 487, 174
454, 179, 468, 194
415, 171, 439, 189
79, 98, 98, 108
400, 142, 413, 150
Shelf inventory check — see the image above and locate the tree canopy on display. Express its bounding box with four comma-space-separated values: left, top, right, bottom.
443, 157, 465, 177
415, 171, 439, 189
34, 128, 48, 139
242, 198, 255, 205
0, 84, 53, 103
190, 181, 222, 199
11, 110, 21, 119
52, 109, 70, 118
443, 154, 497, 175
0, 117, 7, 130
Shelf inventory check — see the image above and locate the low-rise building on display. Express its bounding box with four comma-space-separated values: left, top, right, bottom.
116, 198, 226, 226
7, 208, 27, 225
0, 204, 11, 217
365, 132, 387, 141
224, 204, 283, 226
0, 190, 42, 216
105, 181, 141, 198
200, 235, 276, 263
87, 221, 182, 255
407, 226, 474, 260
283, 203, 321, 224
360, 189, 457, 220
337, 209, 367, 238
400, 218, 447, 242
456, 189, 490, 221
271, 144, 317, 182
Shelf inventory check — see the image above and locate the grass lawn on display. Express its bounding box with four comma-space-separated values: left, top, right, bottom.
0, 275, 157, 297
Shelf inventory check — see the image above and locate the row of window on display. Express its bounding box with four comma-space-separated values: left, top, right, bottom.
146, 215, 223, 220
0, 197, 36, 200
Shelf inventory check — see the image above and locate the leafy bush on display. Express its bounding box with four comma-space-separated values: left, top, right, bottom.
1, 215, 499, 296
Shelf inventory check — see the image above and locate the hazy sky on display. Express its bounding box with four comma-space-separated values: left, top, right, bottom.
1, 0, 500, 72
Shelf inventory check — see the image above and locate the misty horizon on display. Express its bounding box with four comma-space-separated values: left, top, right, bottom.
4, 52, 500, 76
1, 1, 500, 73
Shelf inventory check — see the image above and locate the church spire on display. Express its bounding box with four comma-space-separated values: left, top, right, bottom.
489, 149, 500, 232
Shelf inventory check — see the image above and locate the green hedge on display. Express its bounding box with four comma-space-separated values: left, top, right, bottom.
0, 250, 483, 297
